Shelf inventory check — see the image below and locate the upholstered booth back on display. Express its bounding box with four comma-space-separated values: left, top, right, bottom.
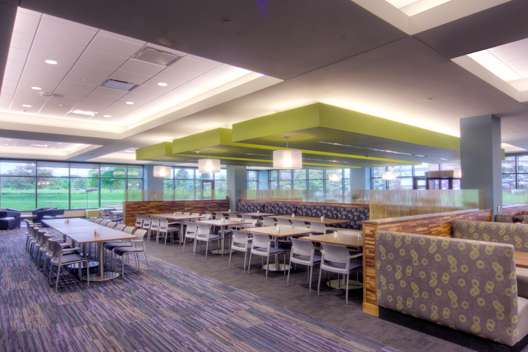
495, 214, 528, 223
376, 230, 526, 346
453, 220, 528, 252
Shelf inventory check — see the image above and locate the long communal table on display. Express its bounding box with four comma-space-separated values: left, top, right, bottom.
266, 215, 351, 225
43, 218, 136, 282
148, 213, 206, 244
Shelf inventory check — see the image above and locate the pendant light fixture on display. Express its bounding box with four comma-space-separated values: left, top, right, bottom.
328, 173, 342, 182
198, 150, 221, 173
382, 171, 397, 180
153, 165, 171, 177
273, 137, 302, 170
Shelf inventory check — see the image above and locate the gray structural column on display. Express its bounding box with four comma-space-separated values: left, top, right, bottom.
350, 168, 370, 190
144, 165, 164, 200
227, 165, 247, 210
460, 115, 502, 215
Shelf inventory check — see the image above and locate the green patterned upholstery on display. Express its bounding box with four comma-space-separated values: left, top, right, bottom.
453, 220, 528, 252
495, 214, 528, 223
376, 230, 528, 346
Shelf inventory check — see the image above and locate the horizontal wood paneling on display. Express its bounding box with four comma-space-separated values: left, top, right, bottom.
362, 208, 492, 315
239, 199, 370, 209
123, 199, 230, 226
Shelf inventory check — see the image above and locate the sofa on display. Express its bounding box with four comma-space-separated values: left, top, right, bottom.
495, 215, 528, 223
0, 208, 21, 229
237, 201, 369, 230
376, 230, 528, 347
33, 207, 65, 225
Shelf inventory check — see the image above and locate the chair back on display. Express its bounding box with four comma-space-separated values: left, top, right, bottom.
95, 218, 103, 224
100, 219, 109, 226
277, 218, 291, 226
89, 217, 96, 222
142, 216, 151, 229
49, 240, 63, 263
133, 229, 148, 241
134, 214, 143, 227
106, 221, 116, 228
159, 217, 169, 230
197, 223, 210, 236
241, 214, 253, 221
185, 222, 198, 237
321, 243, 350, 264
123, 226, 135, 234
203, 214, 212, 220
262, 217, 275, 226
115, 224, 126, 231
191, 213, 200, 216
232, 230, 250, 249
150, 217, 160, 231
310, 222, 326, 234
215, 212, 224, 220
174, 211, 183, 215
204, 211, 212, 215
292, 220, 307, 228
252, 233, 271, 251
291, 238, 314, 257
182, 212, 191, 216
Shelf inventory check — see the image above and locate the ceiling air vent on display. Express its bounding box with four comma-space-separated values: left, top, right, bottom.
132, 46, 182, 66
101, 79, 137, 91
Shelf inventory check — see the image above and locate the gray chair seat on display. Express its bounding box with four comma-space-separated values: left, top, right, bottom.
114, 246, 145, 255
50, 253, 87, 265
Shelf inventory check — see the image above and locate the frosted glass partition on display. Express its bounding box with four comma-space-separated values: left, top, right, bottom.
369, 189, 483, 220
503, 189, 528, 205
129, 189, 229, 202
241, 189, 370, 204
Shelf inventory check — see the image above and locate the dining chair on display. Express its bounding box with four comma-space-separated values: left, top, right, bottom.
115, 224, 126, 231
292, 219, 309, 229
182, 222, 198, 253
134, 214, 144, 228
194, 223, 221, 258
123, 226, 136, 234
310, 221, 335, 235
158, 217, 180, 245
48, 240, 90, 292
277, 218, 291, 226
100, 219, 110, 226
89, 217, 97, 222
262, 217, 276, 227
43, 238, 80, 277
106, 221, 117, 228
317, 243, 363, 304
287, 238, 321, 292
150, 217, 160, 242
229, 230, 251, 272
94, 218, 104, 224
215, 212, 224, 220
113, 229, 149, 277
248, 233, 286, 280
141, 215, 151, 236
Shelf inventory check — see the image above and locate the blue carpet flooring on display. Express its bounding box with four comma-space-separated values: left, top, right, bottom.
0, 229, 400, 352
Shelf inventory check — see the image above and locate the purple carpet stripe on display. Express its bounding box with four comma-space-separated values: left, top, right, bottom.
0, 228, 399, 352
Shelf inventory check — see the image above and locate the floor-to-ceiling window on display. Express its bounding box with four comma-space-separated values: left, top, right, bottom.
247, 170, 259, 190
370, 163, 461, 190
501, 155, 528, 189
163, 167, 227, 200
268, 168, 351, 194
0, 160, 143, 211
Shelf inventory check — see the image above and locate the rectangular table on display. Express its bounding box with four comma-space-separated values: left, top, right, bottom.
196, 219, 251, 254
266, 215, 351, 225
299, 232, 362, 248
44, 219, 136, 281
148, 213, 206, 244
241, 226, 315, 271
243, 212, 276, 217
516, 251, 528, 268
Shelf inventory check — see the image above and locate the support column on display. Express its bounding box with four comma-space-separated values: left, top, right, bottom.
350, 168, 370, 190
144, 165, 164, 201
258, 170, 269, 190
460, 115, 502, 215
227, 166, 247, 210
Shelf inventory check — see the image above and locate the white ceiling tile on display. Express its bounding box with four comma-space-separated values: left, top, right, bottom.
120, 59, 165, 76
505, 59, 528, 73
115, 92, 153, 105
78, 49, 127, 69
170, 84, 209, 97
39, 96, 83, 116
10, 31, 34, 51
31, 37, 85, 61
470, 53, 502, 67
1, 78, 18, 89
186, 54, 222, 66
143, 43, 187, 57
13, 10, 41, 35
185, 75, 225, 90
5, 59, 25, 73
20, 68, 66, 87
72, 99, 110, 112
0, 86, 16, 96
153, 68, 197, 84
88, 33, 144, 58
56, 81, 99, 94
110, 70, 151, 85
64, 62, 115, 85
98, 30, 146, 45
492, 47, 528, 64
3, 70, 21, 81
168, 56, 219, 75
205, 65, 251, 82
25, 51, 76, 73
37, 16, 96, 46
7, 47, 29, 63
130, 82, 168, 97
85, 87, 128, 103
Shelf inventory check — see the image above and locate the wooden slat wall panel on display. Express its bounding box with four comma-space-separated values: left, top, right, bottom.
503, 205, 528, 215
239, 199, 370, 209
362, 208, 492, 316
123, 199, 230, 226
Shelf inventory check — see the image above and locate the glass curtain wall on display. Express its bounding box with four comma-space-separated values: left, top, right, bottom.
268, 169, 351, 193
163, 167, 227, 200
502, 155, 528, 189
247, 170, 258, 190
0, 160, 143, 210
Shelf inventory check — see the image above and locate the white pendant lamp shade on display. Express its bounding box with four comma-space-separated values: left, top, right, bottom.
453, 168, 462, 178
382, 171, 397, 180
328, 173, 342, 182
198, 158, 221, 173
153, 165, 171, 177
273, 149, 302, 170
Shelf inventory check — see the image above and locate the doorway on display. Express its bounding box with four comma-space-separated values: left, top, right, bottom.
201, 180, 214, 199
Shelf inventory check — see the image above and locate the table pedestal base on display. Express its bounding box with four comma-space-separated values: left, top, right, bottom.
211, 248, 234, 255
327, 279, 362, 290
68, 261, 98, 269
265, 263, 291, 272
85, 272, 120, 282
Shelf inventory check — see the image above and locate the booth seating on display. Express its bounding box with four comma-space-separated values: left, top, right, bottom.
0, 208, 21, 229
453, 220, 528, 250
376, 230, 528, 348
32, 207, 65, 224
236, 202, 369, 230
495, 214, 528, 223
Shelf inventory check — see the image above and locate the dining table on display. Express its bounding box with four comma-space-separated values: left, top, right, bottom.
196, 219, 251, 254
516, 251, 528, 268
240, 226, 315, 271
266, 215, 351, 226
43, 218, 136, 281
148, 213, 206, 244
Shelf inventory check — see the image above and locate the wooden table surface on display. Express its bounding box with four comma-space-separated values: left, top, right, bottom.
148, 213, 205, 221
267, 215, 350, 225
64, 226, 136, 244
196, 219, 251, 227
240, 226, 315, 238
299, 233, 362, 248
516, 251, 528, 268
243, 212, 276, 217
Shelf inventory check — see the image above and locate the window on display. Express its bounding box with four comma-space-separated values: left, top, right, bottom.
247, 170, 258, 190
371, 163, 450, 190
163, 167, 226, 200
0, 160, 144, 210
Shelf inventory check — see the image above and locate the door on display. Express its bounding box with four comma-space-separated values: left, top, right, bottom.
201, 180, 214, 199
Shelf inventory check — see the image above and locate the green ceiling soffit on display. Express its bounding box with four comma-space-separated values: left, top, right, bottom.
231, 102, 460, 152
136, 142, 172, 160
171, 128, 416, 165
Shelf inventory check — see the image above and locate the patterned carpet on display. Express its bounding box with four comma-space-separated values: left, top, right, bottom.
0, 228, 399, 352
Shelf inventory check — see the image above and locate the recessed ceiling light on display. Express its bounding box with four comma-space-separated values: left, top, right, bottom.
44, 60, 57, 65
22, 104, 31, 108
158, 82, 168, 87
126, 101, 134, 105
57, 143, 63, 145
31, 87, 41, 90
71, 109, 96, 116
103, 115, 112, 118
